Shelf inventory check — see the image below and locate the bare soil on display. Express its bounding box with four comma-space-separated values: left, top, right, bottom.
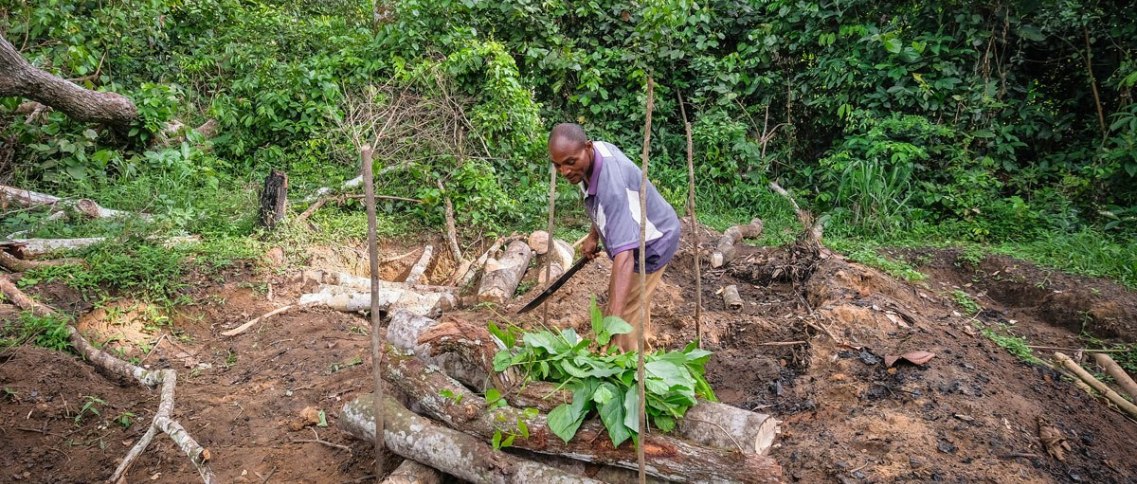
2, 230, 1136, 483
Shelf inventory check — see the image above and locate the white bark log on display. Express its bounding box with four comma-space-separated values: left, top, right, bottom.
537, 239, 574, 284
5, 236, 199, 257
298, 284, 455, 317
383, 459, 443, 484
1092, 353, 1137, 401
0, 184, 151, 220
723, 285, 743, 310
527, 231, 550, 254
477, 240, 533, 303
341, 394, 602, 484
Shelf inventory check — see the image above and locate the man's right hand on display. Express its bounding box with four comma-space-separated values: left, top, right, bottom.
581, 232, 601, 260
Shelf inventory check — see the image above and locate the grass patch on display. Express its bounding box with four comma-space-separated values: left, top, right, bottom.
827, 239, 927, 282
951, 290, 981, 314
0, 311, 72, 352
978, 322, 1040, 364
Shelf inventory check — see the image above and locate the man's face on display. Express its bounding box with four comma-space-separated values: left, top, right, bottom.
549, 138, 593, 185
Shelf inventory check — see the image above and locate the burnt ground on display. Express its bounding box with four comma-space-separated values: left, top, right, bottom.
1, 230, 1136, 483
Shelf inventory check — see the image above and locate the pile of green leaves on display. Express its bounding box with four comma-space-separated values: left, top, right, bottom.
491, 298, 715, 448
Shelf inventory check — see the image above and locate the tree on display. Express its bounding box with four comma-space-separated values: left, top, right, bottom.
0, 33, 137, 129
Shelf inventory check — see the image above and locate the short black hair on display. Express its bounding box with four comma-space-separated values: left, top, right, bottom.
549, 123, 588, 148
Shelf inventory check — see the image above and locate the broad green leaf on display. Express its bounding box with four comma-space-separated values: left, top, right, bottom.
623, 388, 639, 433
599, 315, 633, 345
592, 382, 617, 405
590, 295, 603, 336
599, 385, 632, 447
547, 403, 586, 443
492, 350, 514, 372
492, 430, 503, 449
653, 414, 676, 433
883, 37, 902, 54
560, 357, 592, 378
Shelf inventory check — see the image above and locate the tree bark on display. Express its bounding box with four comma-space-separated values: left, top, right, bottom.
477, 240, 533, 303
298, 284, 455, 317
0, 34, 137, 128
1091, 353, 1137, 402
259, 170, 288, 230
537, 239, 573, 284
341, 393, 602, 484
382, 350, 783, 483
1055, 352, 1137, 419
403, 245, 434, 285
2, 236, 199, 257
723, 285, 743, 310
383, 459, 443, 484
1, 184, 151, 220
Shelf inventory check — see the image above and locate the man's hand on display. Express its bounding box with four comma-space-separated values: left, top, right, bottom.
581, 225, 601, 260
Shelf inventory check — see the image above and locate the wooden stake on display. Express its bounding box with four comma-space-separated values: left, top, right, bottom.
678, 91, 701, 348
361, 145, 387, 476
544, 162, 557, 326
437, 179, 464, 266
1055, 352, 1137, 419
635, 76, 655, 484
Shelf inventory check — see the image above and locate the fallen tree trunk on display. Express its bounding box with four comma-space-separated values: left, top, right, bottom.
381, 349, 783, 483
0, 250, 83, 272
453, 237, 504, 288
341, 393, 602, 484
537, 239, 573, 285
0, 184, 152, 220
411, 315, 779, 455
298, 284, 455, 317
302, 269, 455, 294
0, 276, 214, 483
383, 459, 443, 484
477, 240, 533, 303
710, 220, 762, 269
0, 34, 137, 128
1092, 353, 1137, 401
3, 236, 200, 257
723, 285, 743, 310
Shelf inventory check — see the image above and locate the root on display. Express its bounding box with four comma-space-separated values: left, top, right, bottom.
0, 275, 215, 483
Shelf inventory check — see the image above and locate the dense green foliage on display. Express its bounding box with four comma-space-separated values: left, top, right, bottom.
491, 298, 715, 446
0, 1, 1134, 285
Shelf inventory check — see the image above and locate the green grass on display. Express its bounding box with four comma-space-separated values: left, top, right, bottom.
951, 290, 981, 315
826, 239, 927, 282
979, 323, 1040, 364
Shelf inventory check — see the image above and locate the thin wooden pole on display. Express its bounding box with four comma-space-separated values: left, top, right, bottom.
677, 91, 701, 348
636, 76, 655, 484
544, 161, 557, 326
361, 145, 386, 477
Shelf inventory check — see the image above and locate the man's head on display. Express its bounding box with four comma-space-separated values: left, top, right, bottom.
548, 123, 593, 185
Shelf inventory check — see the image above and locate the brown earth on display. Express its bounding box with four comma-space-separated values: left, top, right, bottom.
1, 229, 1136, 483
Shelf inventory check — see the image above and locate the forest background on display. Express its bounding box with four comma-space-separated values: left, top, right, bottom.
0, 0, 1134, 307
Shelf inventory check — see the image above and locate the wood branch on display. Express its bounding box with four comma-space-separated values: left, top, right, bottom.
0, 250, 83, 272
341, 393, 603, 484
679, 94, 702, 347
412, 317, 779, 455
259, 170, 288, 230
403, 245, 433, 285
221, 303, 315, 337
1055, 352, 1137, 419
298, 283, 455, 317
1092, 353, 1137, 402
723, 285, 743, 310
3, 236, 200, 257
362, 144, 388, 476
0, 184, 152, 220
768, 181, 812, 230
0, 276, 214, 482
710, 220, 762, 269
438, 180, 464, 265
383, 459, 443, 484
0, 33, 137, 128
381, 349, 783, 483
452, 237, 503, 287
477, 240, 533, 304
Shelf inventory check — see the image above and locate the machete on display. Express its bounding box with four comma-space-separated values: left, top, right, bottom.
516, 255, 593, 314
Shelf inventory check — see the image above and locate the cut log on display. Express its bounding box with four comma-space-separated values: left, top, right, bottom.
511, 449, 668, 484
709, 220, 760, 269
1055, 352, 1137, 419
410, 318, 780, 456
341, 393, 602, 484
477, 240, 533, 304
451, 237, 502, 287
723, 285, 743, 310
382, 349, 783, 483
0, 34, 137, 128
527, 231, 550, 255
383, 459, 443, 484
302, 269, 455, 294
403, 245, 434, 285
298, 284, 454, 317
0, 184, 151, 220
259, 170, 288, 230
537, 239, 573, 285
1091, 353, 1137, 402
3, 236, 200, 257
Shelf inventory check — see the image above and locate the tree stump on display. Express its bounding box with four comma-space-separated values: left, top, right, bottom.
259, 170, 288, 230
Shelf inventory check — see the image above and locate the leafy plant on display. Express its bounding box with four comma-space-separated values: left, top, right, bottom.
75, 395, 107, 425
491, 298, 715, 447
114, 411, 136, 429
979, 323, 1039, 364
951, 290, 981, 315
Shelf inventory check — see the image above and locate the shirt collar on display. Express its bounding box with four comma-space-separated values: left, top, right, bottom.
585, 143, 603, 196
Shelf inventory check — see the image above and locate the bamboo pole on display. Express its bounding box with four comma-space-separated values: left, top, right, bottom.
1055, 352, 1137, 419
361, 145, 387, 476
635, 76, 655, 484
678, 91, 701, 347
1092, 353, 1137, 402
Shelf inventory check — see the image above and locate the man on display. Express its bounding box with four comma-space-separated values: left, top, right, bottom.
548, 123, 681, 351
